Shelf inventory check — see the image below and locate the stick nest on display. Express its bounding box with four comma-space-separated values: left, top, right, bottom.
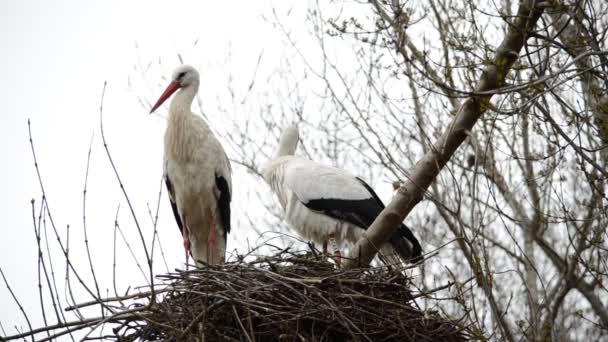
115, 250, 473, 341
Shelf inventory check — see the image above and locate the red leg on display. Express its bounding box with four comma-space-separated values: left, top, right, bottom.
182, 215, 190, 270
322, 239, 328, 255
328, 233, 341, 268
208, 221, 216, 265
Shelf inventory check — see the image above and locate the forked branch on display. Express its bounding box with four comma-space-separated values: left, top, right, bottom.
346, 1, 544, 266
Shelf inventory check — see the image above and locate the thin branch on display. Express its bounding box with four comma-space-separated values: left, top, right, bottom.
98, 81, 155, 301
0, 266, 33, 341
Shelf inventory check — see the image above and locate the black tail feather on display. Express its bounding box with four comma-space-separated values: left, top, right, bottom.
389, 224, 423, 264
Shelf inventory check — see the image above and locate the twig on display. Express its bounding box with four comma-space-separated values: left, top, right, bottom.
31, 199, 50, 338
82, 132, 103, 311
115, 216, 150, 285
148, 177, 170, 274
66, 286, 169, 312
232, 305, 254, 342
98, 81, 155, 301
0, 266, 34, 341
28, 119, 102, 308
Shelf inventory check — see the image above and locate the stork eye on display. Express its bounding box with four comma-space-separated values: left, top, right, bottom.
177, 72, 186, 80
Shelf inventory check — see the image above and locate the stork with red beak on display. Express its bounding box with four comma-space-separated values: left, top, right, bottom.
150, 65, 232, 268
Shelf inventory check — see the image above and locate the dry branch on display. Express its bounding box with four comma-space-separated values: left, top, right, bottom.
347, 0, 545, 268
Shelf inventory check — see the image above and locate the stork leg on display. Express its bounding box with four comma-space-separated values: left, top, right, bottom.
328, 233, 341, 268
322, 239, 328, 255
207, 218, 216, 265
181, 215, 190, 270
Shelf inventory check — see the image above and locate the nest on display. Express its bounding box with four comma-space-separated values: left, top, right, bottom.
112, 249, 473, 341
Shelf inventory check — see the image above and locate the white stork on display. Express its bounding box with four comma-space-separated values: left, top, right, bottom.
262, 126, 422, 266
150, 65, 232, 267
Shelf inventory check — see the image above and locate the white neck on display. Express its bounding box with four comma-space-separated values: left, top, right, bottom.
169, 82, 199, 115
164, 82, 204, 162
274, 126, 299, 158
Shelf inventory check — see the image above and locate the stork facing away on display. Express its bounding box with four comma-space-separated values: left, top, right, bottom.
150, 65, 232, 268
262, 126, 422, 267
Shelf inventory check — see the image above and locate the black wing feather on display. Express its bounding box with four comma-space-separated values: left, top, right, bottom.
303, 176, 423, 263
355, 177, 386, 210
304, 196, 383, 229
164, 175, 183, 235
215, 174, 231, 239
357, 177, 423, 261
303, 177, 384, 229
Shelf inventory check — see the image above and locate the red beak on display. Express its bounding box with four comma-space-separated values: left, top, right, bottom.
150, 80, 181, 113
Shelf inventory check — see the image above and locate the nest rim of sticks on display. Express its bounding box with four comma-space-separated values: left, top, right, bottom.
115, 247, 474, 342
4, 246, 479, 342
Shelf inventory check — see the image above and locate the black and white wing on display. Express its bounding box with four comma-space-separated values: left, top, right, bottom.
213, 143, 232, 240
284, 158, 384, 229
164, 171, 183, 235
284, 158, 422, 262
215, 173, 231, 239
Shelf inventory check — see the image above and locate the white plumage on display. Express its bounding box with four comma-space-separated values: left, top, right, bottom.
285, 159, 372, 202
262, 126, 422, 265
151, 65, 232, 267
265, 157, 369, 244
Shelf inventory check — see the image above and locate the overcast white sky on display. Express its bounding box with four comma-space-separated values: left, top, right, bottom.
2, 1, 603, 339
0, 0, 314, 336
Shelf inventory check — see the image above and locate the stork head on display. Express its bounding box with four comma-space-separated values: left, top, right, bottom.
150, 65, 200, 113
276, 125, 300, 157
